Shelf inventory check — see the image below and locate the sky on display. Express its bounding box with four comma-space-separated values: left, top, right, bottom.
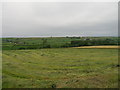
2, 2, 118, 37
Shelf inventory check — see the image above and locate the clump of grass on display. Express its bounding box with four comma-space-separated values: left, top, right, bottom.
51, 84, 56, 88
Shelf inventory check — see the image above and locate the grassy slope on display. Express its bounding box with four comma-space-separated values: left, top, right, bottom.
2, 48, 118, 88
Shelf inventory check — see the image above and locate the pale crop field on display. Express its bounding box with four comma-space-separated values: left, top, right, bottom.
2, 48, 119, 88
73, 46, 119, 49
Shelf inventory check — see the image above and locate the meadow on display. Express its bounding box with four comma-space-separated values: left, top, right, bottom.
2, 48, 119, 88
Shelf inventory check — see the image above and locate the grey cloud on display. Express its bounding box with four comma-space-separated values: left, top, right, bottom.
2, 2, 118, 37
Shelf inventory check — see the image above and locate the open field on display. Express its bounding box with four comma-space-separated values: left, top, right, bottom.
2, 48, 119, 88
2, 37, 118, 50
74, 46, 119, 49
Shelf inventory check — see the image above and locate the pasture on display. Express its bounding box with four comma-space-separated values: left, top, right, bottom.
2, 48, 118, 88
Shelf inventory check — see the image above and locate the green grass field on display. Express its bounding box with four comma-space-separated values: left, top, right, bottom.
2, 37, 118, 50
2, 48, 118, 88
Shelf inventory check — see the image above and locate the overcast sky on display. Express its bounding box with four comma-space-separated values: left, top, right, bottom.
2, 2, 118, 37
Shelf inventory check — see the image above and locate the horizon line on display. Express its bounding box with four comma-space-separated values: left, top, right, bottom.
1, 35, 118, 38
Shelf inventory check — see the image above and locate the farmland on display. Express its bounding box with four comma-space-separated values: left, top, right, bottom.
2, 37, 119, 50
73, 46, 119, 49
2, 48, 119, 88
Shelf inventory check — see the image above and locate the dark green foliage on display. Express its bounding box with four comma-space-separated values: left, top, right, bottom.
71, 38, 118, 47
